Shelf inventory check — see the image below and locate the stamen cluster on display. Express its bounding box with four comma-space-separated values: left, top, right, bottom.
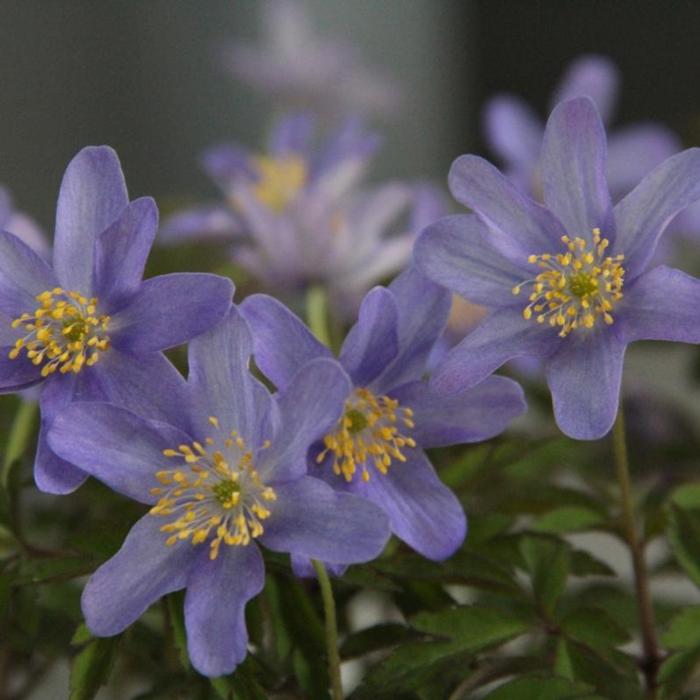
317, 387, 416, 483
252, 155, 307, 212
512, 228, 625, 337
149, 417, 277, 560
9, 288, 110, 377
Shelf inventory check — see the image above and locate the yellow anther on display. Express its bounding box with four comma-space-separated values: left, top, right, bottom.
252, 155, 307, 212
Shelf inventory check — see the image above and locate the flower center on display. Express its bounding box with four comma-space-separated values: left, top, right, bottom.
149, 416, 277, 560
9, 288, 110, 377
512, 228, 625, 338
317, 387, 416, 483
253, 155, 307, 212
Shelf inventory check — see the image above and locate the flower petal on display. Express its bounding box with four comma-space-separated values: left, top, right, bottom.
82, 514, 196, 636
448, 155, 566, 257
261, 358, 351, 483
550, 55, 619, 124
48, 402, 192, 504
159, 205, 241, 244
613, 148, 700, 277
184, 543, 264, 677
545, 328, 626, 440
290, 555, 347, 579
431, 309, 558, 395
110, 273, 234, 354
53, 146, 129, 293
259, 476, 390, 564
0, 230, 58, 316
540, 97, 613, 240
93, 197, 158, 311
269, 112, 314, 156
390, 375, 526, 448
414, 214, 528, 307
187, 306, 272, 446
619, 266, 700, 343
410, 184, 450, 235
240, 293, 331, 391
0, 346, 43, 392
351, 450, 466, 560
339, 287, 399, 385
482, 94, 543, 168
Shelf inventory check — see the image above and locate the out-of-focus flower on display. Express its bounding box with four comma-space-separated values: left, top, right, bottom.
47, 308, 390, 677
483, 55, 680, 205
223, 0, 401, 117
0, 146, 233, 494
417, 97, 700, 440
0, 186, 48, 257
163, 113, 416, 316
242, 266, 526, 567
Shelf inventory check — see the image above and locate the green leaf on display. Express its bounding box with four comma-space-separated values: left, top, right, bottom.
166, 591, 190, 670
534, 506, 605, 534
14, 556, 96, 586
668, 505, 700, 588
340, 623, 422, 659
560, 607, 631, 648
659, 644, 700, 699
68, 636, 119, 700
671, 483, 700, 510
569, 550, 615, 578
70, 623, 92, 646
483, 675, 603, 700
520, 535, 569, 616
554, 638, 575, 680
662, 606, 700, 650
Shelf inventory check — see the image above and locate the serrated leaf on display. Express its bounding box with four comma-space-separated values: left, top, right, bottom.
534, 506, 605, 534
69, 636, 119, 700
668, 505, 700, 588
520, 536, 569, 616
662, 607, 700, 650
483, 675, 603, 700
560, 607, 631, 648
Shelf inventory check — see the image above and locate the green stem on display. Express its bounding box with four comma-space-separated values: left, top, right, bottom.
612, 409, 660, 698
312, 559, 343, 700
2, 400, 37, 491
306, 285, 332, 348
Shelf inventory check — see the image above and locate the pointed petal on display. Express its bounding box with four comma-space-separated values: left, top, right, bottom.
53, 146, 128, 293
391, 375, 526, 448
184, 543, 264, 677
187, 306, 272, 446
240, 294, 331, 391
448, 155, 566, 257
93, 197, 158, 310
269, 112, 314, 156
613, 148, 700, 277
483, 94, 543, 167
431, 309, 558, 394
82, 515, 196, 636
541, 97, 613, 240
340, 287, 399, 385
48, 402, 192, 504
545, 328, 626, 440
619, 266, 700, 343
410, 184, 450, 235
110, 273, 233, 354
261, 358, 351, 482
159, 206, 241, 244
259, 476, 390, 564
353, 450, 466, 560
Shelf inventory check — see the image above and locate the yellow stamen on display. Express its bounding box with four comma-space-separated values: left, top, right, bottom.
251, 155, 307, 212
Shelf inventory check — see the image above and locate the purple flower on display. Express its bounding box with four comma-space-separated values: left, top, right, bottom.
163, 113, 415, 316
484, 55, 680, 205
222, 0, 401, 117
416, 97, 700, 440
0, 146, 234, 493
241, 267, 526, 565
0, 185, 48, 257
47, 307, 390, 677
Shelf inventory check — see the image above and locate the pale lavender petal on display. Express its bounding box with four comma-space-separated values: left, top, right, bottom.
0, 230, 57, 316
410, 183, 450, 234
613, 148, 700, 277
431, 309, 559, 395
414, 214, 529, 307
483, 94, 543, 168
261, 358, 351, 483
448, 155, 566, 258
53, 146, 128, 293
339, 287, 399, 385
545, 328, 626, 440
185, 543, 264, 677
269, 112, 314, 156
350, 450, 466, 560
551, 55, 619, 124
259, 476, 389, 564
93, 197, 158, 311
390, 375, 526, 448
619, 266, 700, 343
187, 307, 272, 447
607, 124, 681, 200
0, 345, 43, 392
290, 555, 346, 579
240, 294, 331, 391
5, 213, 49, 257
110, 273, 233, 354
159, 206, 241, 244
541, 97, 613, 240
48, 402, 191, 504
201, 143, 255, 187
82, 515, 196, 636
